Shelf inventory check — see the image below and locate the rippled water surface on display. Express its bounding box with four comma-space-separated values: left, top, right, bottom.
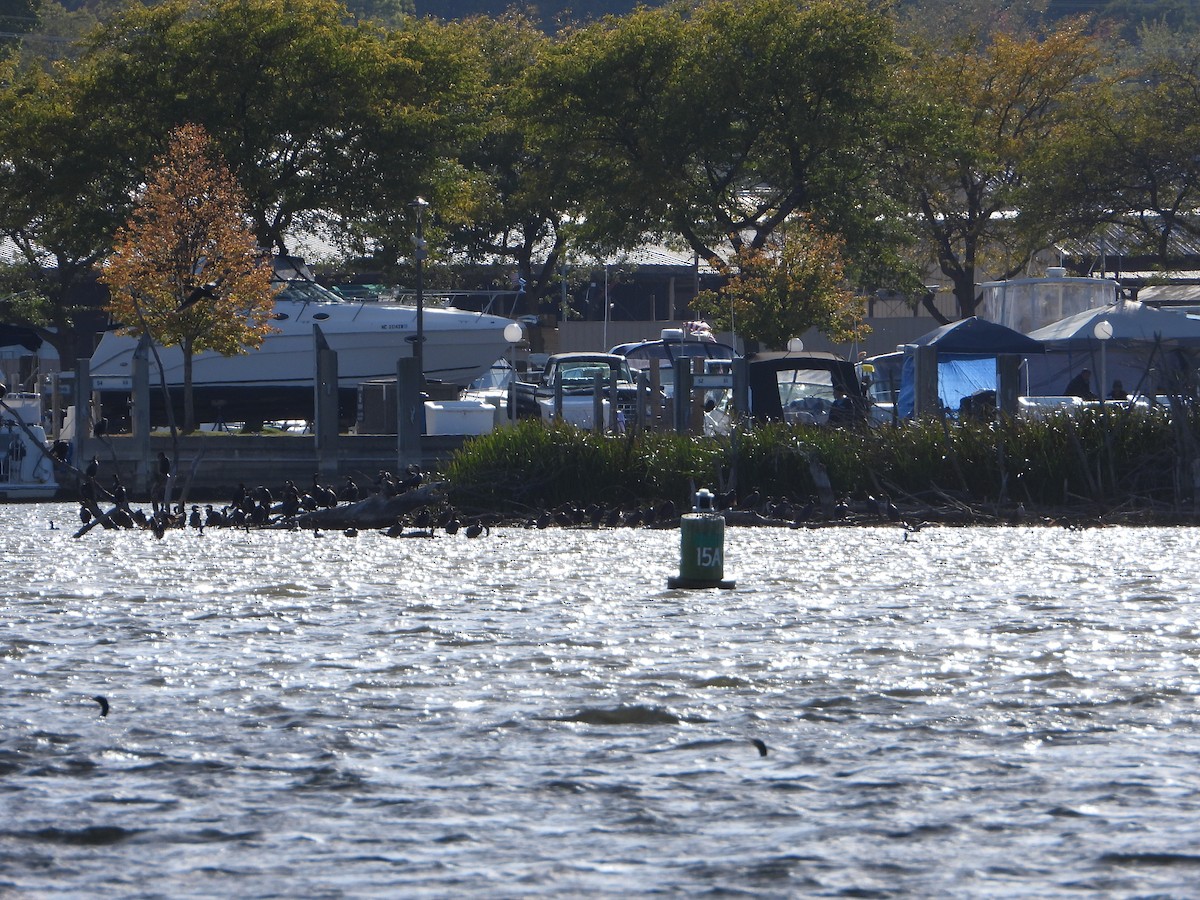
5, 505, 1200, 897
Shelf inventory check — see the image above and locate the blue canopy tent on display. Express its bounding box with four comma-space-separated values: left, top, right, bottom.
897, 317, 1045, 417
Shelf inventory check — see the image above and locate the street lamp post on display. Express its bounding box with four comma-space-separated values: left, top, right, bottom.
1094, 319, 1113, 406
603, 264, 610, 350
410, 197, 429, 383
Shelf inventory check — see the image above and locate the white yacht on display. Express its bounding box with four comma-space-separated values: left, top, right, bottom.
0, 391, 59, 500
88, 260, 517, 427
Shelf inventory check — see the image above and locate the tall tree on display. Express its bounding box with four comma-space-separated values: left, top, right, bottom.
328, 13, 490, 275
692, 223, 867, 351
438, 12, 577, 315
1054, 26, 1200, 268
0, 0, 39, 56
537, 0, 898, 276
99, 124, 276, 433
0, 56, 141, 369
72, 0, 445, 258
889, 21, 1107, 320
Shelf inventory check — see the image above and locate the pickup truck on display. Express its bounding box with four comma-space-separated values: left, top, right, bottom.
512, 352, 643, 426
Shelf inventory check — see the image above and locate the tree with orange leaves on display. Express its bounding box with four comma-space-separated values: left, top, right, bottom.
101, 123, 276, 433
693, 223, 868, 352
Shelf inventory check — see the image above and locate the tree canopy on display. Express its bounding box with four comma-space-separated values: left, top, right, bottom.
889, 22, 1108, 319
0, 0, 1199, 360
692, 224, 867, 351
100, 124, 276, 432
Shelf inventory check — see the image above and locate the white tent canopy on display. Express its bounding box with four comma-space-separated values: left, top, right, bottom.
1024, 301, 1200, 398
1027, 300, 1200, 346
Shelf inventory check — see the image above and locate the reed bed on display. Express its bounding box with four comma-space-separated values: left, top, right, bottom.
442, 406, 1200, 519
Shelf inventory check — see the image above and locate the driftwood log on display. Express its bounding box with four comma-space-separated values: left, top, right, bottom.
292, 482, 446, 531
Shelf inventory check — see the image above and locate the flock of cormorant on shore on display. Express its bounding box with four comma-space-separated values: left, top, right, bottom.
72, 452, 928, 539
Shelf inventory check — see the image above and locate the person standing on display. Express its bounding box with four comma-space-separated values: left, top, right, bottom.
1064, 368, 1097, 400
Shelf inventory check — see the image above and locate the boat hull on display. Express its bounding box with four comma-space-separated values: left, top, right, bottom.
0, 420, 59, 499
90, 297, 516, 427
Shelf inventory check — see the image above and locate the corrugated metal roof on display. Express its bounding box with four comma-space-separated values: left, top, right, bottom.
1058, 220, 1200, 263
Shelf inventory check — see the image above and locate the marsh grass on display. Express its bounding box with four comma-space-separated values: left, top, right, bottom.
443, 406, 1200, 515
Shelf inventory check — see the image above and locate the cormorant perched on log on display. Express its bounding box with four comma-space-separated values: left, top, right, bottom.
339, 477, 360, 503
375, 471, 398, 496
312, 474, 337, 508
111, 475, 128, 509
279, 482, 301, 517
85, 456, 99, 479
399, 465, 423, 492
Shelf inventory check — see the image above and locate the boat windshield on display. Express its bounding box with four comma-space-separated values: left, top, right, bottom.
276, 279, 343, 304
776, 368, 835, 407
558, 360, 633, 385
468, 360, 514, 391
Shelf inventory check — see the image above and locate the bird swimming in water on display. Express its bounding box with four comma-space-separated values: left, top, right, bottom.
749, 738, 768, 757
92, 695, 109, 717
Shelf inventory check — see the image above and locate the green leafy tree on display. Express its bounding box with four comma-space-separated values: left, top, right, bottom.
1054, 26, 1200, 266
890, 21, 1108, 320
73, 0, 443, 259
0, 0, 39, 55
538, 0, 898, 278
345, 0, 413, 25
0, 56, 142, 369
438, 12, 579, 315
692, 223, 867, 351
330, 13, 491, 276
99, 124, 276, 433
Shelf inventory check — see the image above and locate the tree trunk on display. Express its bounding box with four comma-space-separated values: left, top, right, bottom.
183, 336, 195, 433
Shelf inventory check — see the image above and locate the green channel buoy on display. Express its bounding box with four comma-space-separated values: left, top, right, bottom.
668, 488, 736, 590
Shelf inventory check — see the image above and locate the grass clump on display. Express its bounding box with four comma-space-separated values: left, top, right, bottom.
442, 405, 1200, 518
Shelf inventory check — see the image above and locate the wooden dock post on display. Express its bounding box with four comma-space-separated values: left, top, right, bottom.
313, 325, 339, 478
913, 345, 939, 418
396, 357, 422, 468
996, 354, 1021, 419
